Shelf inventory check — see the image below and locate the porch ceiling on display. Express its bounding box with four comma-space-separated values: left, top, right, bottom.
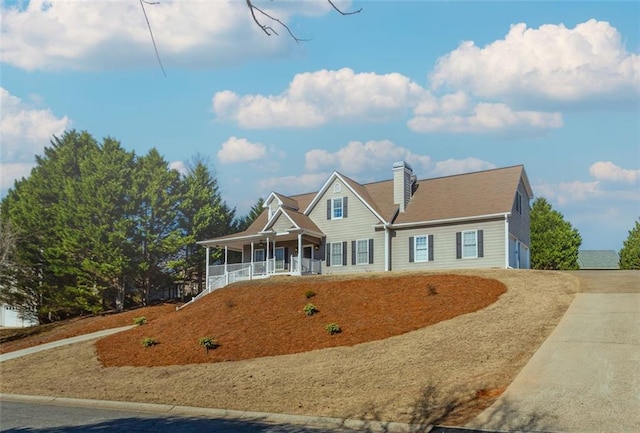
200, 230, 323, 251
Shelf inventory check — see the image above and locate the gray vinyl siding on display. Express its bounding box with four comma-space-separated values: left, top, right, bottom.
391, 218, 506, 270
309, 178, 385, 274
509, 180, 531, 246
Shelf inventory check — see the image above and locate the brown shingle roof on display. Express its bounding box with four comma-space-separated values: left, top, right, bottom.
395, 165, 526, 224
200, 165, 528, 243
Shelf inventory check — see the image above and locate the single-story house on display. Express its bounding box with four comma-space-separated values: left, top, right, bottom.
193, 162, 532, 301
577, 250, 620, 270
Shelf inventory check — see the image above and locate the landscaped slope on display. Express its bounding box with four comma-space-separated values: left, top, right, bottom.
96, 273, 506, 367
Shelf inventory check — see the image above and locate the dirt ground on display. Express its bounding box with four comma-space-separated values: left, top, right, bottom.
0, 269, 579, 427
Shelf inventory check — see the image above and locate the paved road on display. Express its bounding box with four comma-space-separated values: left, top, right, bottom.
467, 271, 640, 433
0, 400, 358, 433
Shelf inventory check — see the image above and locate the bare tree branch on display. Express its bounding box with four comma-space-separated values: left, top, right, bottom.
245, 0, 309, 43
327, 0, 363, 16
140, 0, 167, 76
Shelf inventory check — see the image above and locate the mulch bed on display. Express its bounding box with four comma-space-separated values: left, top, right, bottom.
0, 304, 176, 354
96, 274, 505, 367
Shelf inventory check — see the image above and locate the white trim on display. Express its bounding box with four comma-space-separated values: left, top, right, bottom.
384, 225, 390, 272
504, 215, 510, 269
461, 230, 478, 259
386, 212, 509, 229
331, 197, 344, 220
414, 234, 429, 263
355, 238, 369, 265
331, 242, 344, 267
303, 172, 387, 223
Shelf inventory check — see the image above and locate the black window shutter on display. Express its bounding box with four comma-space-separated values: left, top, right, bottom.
409, 237, 414, 263
369, 239, 374, 264
478, 230, 484, 258
428, 235, 434, 261
351, 241, 356, 265
456, 232, 462, 259
327, 199, 331, 220
342, 241, 347, 266
326, 242, 331, 267
343, 196, 348, 218
284, 247, 289, 264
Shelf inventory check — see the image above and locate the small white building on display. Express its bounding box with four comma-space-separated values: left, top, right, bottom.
0, 304, 39, 328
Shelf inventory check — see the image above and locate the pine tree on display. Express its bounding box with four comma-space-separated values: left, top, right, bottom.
530, 197, 582, 270
619, 219, 640, 269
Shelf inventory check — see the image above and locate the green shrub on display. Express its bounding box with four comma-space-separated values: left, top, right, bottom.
325, 323, 341, 335
304, 290, 316, 299
303, 303, 319, 316
198, 336, 219, 352
427, 284, 438, 296
141, 337, 157, 347
133, 316, 147, 326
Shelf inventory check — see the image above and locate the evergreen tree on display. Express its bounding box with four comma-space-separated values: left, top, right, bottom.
129, 149, 183, 305
530, 197, 582, 270
619, 219, 640, 269
2, 131, 103, 320
236, 197, 265, 231
176, 157, 237, 293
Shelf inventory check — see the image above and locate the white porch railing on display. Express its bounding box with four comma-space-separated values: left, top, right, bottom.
207, 259, 276, 279
179, 257, 320, 310
291, 257, 323, 275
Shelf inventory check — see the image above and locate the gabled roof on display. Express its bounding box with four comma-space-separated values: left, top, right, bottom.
578, 250, 620, 270
394, 165, 529, 225
262, 207, 323, 236
266, 192, 299, 211
199, 164, 531, 245
303, 171, 388, 223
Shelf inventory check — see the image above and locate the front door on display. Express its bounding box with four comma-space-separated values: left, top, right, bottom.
275, 247, 285, 271
303, 246, 313, 259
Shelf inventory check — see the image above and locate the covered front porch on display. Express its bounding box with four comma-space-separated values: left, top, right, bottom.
199, 229, 325, 296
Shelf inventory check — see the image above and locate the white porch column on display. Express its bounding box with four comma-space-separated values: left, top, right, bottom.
250, 242, 254, 280
266, 237, 270, 273
297, 233, 303, 276
384, 226, 390, 272
205, 246, 210, 293
224, 245, 228, 285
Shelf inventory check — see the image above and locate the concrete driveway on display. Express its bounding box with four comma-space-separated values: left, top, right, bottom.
466, 270, 639, 433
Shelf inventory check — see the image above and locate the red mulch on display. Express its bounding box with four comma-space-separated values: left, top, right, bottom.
96, 274, 505, 367
0, 304, 176, 354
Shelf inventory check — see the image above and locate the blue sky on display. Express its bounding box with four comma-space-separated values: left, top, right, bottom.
1, 0, 638, 251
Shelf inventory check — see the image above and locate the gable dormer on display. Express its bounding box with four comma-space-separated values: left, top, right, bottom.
265, 192, 300, 220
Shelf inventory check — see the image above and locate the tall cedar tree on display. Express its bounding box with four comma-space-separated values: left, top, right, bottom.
530, 197, 582, 270
175, 157, 236, 293
619, 219, 640, 269
2, 131, 103, 320
129, 149, 184, 305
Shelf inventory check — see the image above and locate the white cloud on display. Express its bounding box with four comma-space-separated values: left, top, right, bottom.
408, 102, 563, 136
217, 137, 267, 163
0, 0, 345, 71
212, 68, 426, 128
431, 19, 639, 106
305, 140, 431, 175
169, 160, 188, 176
535, 180, 602, 205
429, 158, 496, 177
589, 161, 639, 184
0, 87, 71, 190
